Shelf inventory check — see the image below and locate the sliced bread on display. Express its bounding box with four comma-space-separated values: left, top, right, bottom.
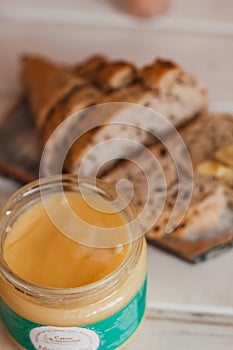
103, 113, 233, 241
23, 55, 207, 175
66, 58, 207, 175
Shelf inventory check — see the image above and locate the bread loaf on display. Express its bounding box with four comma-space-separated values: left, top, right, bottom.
23, 55, 208, 175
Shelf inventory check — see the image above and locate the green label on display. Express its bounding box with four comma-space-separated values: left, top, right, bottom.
0, 276, 147, 350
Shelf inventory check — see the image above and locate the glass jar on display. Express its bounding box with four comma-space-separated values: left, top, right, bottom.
0, 175, 147, 350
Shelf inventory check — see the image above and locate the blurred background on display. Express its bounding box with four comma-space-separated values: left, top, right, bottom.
0, 0, 233, 107
0, 1, 233, 349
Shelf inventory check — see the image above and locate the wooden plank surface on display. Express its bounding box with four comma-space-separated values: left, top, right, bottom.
1, 316, 233, 350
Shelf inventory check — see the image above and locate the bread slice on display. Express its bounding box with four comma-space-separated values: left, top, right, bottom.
139, 58, 178, 89
43, 85, 102, 142
23, 56, 85, 129
139, 59, 208, 126
91, 61, 136, 91
103, 113, 233, 241
66, 84, 154, 175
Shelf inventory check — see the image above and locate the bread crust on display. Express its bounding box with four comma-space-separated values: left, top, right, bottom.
23, 56, 84, 129
92, 61, 136, 90
74, 56, 136, 91
73, 54, 108, 79
139, 58, 179, 89
43, 85, 102, 142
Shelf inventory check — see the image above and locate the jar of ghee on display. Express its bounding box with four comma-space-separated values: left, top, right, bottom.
0, 175, 147, 350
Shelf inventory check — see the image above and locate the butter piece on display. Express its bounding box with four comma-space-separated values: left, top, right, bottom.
214, 144, 233, 168
196, 161, 233, 180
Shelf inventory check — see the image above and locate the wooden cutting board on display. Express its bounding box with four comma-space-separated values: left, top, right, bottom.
0, 97, 232, 263
0, 97, 41, 183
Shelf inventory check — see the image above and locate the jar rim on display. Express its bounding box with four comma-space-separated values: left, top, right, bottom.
0, 174, 142, 303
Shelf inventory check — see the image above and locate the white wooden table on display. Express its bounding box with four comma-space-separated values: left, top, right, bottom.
0, 1, 233, 348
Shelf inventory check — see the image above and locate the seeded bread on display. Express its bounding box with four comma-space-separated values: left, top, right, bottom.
141, 59, 208, 126
66, 84, 154, 175
23, 55, 208, 175
103, 113, 233, 241
66, 58, 207, 175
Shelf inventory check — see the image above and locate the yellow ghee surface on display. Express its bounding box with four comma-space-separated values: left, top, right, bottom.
3, 192, 129, 289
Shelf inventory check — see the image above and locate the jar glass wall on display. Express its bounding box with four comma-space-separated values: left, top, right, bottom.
0, 175, 147, 350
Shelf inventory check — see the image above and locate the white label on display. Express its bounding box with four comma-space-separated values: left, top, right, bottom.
30, 326, 100, 350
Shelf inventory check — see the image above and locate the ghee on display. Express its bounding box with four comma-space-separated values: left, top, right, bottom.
0, 175, 147, 350
4, 192, 130, 289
